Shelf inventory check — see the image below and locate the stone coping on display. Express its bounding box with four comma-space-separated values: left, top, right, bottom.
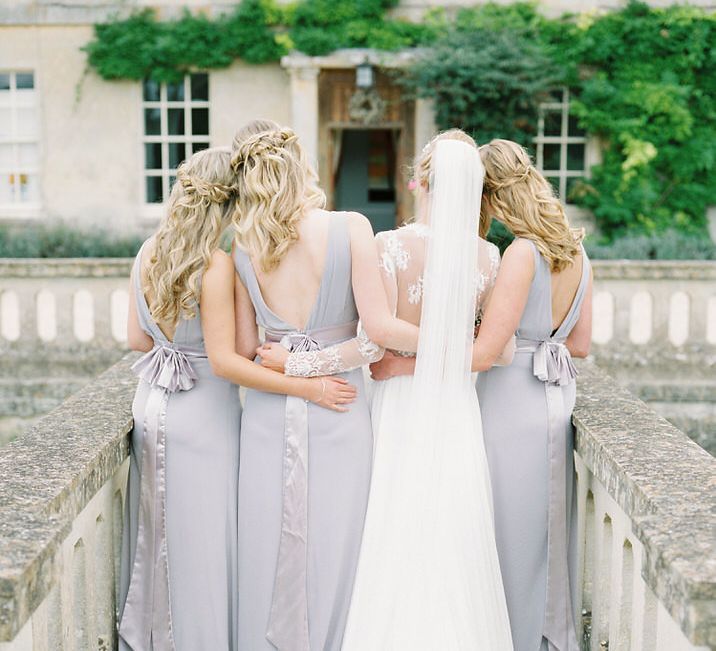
0, 356, 713, 645
0, 355, 136, 642
574, 361, 716, 648
0, 258, 133, 279
591, 259, 716, 280
1, 257, 715, 280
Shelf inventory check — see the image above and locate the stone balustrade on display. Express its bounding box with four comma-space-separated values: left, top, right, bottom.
3, 257, 715, 449
0, 357, 714, 650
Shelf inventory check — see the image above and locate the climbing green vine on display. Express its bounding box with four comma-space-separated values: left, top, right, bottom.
84, 1, 715, 240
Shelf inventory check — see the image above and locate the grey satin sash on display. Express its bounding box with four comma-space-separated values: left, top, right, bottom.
515, 337, 580, 651
119, 343, 205, 651
264, 321, 358, 651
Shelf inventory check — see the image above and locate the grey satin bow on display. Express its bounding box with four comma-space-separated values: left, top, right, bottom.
131, 343, 199, 393
280, 332, 322, 354
533, 340, 578, 386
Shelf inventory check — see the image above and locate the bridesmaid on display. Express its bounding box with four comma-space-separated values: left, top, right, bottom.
229, 120, 420, 651
471, 139, 593, 651
119, 147, 355, 651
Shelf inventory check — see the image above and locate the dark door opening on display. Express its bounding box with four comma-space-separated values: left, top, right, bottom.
333, 129, 397, 234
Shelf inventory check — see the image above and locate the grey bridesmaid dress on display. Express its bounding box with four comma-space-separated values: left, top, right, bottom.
118, 242, 241, 651
233, 213, 373, 651
477, 239, 590, 651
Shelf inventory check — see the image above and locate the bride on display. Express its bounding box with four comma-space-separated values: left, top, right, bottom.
342, 131, 513, 649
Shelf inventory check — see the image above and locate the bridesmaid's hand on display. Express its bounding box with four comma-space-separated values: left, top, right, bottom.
307, 376, 357, 412
257, 342, 289, 373
369, 351, 416, 381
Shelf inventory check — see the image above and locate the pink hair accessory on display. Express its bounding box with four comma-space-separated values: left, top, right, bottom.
407, 179, 418, 191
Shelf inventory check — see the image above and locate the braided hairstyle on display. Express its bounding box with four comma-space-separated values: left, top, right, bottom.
145, 146, 235, 325
230, 119, 326, 272
479, 139, 583, 272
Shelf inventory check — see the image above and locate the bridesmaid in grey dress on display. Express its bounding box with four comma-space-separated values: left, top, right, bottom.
119, 148, 354, 651
472, 139, 593, 651
229, 121, 420, 651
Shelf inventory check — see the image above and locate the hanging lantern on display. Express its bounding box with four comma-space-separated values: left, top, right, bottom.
356, 58, 374, 89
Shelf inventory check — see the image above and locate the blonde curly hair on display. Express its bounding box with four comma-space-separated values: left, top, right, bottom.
479, 139, 583, 272
230, 119, 326, 272
144, 146, 234, 325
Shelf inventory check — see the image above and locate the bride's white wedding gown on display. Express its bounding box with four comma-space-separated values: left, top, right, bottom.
341, 142, 514, 650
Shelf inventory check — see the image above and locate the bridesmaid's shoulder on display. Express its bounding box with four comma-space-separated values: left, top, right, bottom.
502, 238, 536, 270
204, 248, 234, 277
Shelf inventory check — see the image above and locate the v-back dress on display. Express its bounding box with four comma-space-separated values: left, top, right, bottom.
477, 239, 591, 651
118, 243, 241, 651
233, 213, 374, 651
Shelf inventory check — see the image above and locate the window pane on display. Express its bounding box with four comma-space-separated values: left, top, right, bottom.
192, 142, 209, 154
549, 88, 564, 103
543, 144, 561, 171
146, 175, 163, 203
168, 142, 185, 169
144, 143, 162, 170
167, 108, 185, 135
16, 107, 38, 137
0, 74, 10, 91
568, 144, 585, 171
144, 108, 161, 135
566, 177, 585, 203
0, 109, 12, 137
18, 143, 38, 167
190, 74, 209, 101
543, 110, 562, 137
18, 173, 39, 202
545, 175, 560, 197
192, 108, 209, 135
15, 73, 34, 90
0, 144, 13, 167
143, 79, 160, 102
0, 173, 13, 202
568, 114, 585, 137
166, 81, 184, 102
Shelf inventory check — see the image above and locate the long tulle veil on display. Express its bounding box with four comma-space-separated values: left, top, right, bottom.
381, 139, 513, 649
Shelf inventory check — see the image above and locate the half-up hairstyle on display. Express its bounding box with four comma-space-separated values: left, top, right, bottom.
230, 119, 326, 272
144, 146, 234, 325
479, 139, 583, 271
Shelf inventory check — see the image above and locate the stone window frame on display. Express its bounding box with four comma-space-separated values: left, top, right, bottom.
0, 70, 42, 218
140, 73, 210, 212
533, 87, 592, 206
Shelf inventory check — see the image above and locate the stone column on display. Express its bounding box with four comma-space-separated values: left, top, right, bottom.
288, 66, 320, 168
414, 98, 437, 158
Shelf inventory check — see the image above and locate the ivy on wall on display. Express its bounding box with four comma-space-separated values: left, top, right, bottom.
83, 1, 715, 240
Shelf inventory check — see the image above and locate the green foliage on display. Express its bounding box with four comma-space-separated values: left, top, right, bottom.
556, 1, 716, 238
0, 223, 143, 258
83, 0, 716, 242
585, 230, 716, 260
402, 21, 563, 147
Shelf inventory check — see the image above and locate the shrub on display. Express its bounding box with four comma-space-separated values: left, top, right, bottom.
0, 223, 143, 258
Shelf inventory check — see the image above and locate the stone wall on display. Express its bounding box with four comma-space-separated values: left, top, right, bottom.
1, 257, 714, 451
0, 356, 713, 650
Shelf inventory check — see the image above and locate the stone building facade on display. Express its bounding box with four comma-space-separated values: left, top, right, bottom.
1, 0, 715, 234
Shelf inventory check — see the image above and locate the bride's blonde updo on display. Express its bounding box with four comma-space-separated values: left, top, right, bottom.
145, 146, 234, 325
479, 139, 583, 272
411, 129, 494, 236
231, 119, 326, 272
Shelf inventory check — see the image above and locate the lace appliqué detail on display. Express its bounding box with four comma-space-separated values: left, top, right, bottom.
407, 277, 424, 305
285, 346, 344, 377
357, 328, 382, 360
380, 231, 410, 274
